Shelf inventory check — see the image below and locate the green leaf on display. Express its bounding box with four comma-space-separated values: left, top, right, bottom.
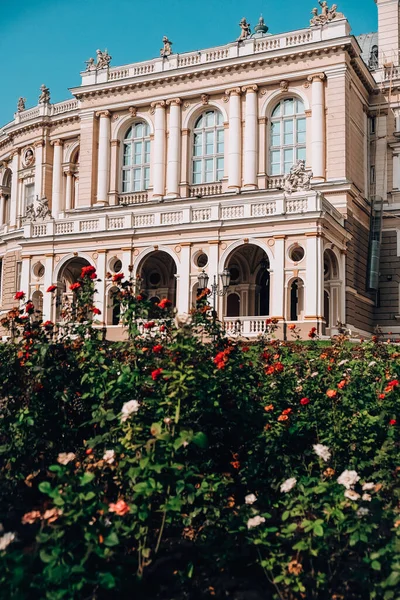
133, 482, 149, 494
39, 549, 54, 564
79, 472, 95, 486
314, 524, 324, 537
83, 491, 96, 501
38, 481, 52, 495
371, 561, 381, 571
104, 532, 119, 547
192, 432, 208, 449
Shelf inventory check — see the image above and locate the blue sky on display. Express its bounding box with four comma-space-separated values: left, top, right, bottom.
0, 0, 378, 126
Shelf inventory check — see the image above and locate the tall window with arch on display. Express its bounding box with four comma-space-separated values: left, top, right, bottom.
192, 110, 224, 184
122, 122, 151, 193
269, 98, 306, 175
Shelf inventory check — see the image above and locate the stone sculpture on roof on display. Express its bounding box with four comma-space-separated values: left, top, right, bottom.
160, 36, 173, 57
237, 17, 251, 41
310, 2, 341, 26
96, 49, 112, 69
283, 160, 313, 193
38, 84, 50, 104
254, 15, 269, 35
17, 97, 26, 112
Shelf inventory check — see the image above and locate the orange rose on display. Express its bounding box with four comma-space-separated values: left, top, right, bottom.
264, 404, 275, 412
278, 414, 289, 422
337, 380, 346, 389
326, 389, 337, 398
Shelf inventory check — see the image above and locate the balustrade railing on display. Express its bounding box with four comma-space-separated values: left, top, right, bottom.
224, 316, 268, 337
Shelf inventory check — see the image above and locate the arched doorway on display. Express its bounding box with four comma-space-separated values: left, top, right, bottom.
56, 257, 91, 321
136, 251, 177, 310
32, 290, 43, 318
324, 249, 340, 332
223, 244, 270, 317
107, 286, 121, 326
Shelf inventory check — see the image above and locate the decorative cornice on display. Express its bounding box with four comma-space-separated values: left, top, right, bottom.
242, 84, 258, 93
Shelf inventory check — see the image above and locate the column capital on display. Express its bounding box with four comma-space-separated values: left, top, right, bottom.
307, 72, 326, 83
96, 110, 111, 118
10, 149, 20, 158
151, 100, 166, 109
33, 140, 45, 148
50, 139, 63, 147
224, 87, 242, 99
242, 84, 259, 93
166, 98, 182, 106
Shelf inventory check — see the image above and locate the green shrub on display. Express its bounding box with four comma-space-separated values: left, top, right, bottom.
0, 269, 399, 599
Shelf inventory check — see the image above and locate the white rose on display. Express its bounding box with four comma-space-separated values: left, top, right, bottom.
280, 477, 297, 493
0, 532, 16, 551
121, 400, 140, 422
245, 493, 257, 505
344, 489, 360, 501
337, 470, 360, 490
103, 450, 115, 464
57, 452, 76, 465
362, 482, 375, 491
247, 515, 265, 529
313, 444, 331, 462
362, 493, 372, 502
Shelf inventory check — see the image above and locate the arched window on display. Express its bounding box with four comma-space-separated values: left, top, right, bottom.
122, 122, 150, 193
269, 98, 306, 175
192, 110, 224, 184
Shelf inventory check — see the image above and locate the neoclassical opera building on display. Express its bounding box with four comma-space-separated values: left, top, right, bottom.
1, 0, 400, 339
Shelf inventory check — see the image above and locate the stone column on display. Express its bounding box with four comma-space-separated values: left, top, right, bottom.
308, 73, 326, 181
305, 233, 324, 319
166, 98, 182, 197
65, 171, 73, 211
0, 194, 5, 227
9, 151, 19, 228
270, 236, 285, 320
42, 254, 54, 321
96, 111, 111, 205
258, 117, 267, 189
393, 153, 400, 190
94, 250, 107, 319
34, 140, 44, 199
177, 242, 191, 314
242, 85, 258, 189
225, 88, 242, 190
51, 140, 63, 218
20, 256, 31, 298
109, 139, 120, 205
152, 101, 166, 198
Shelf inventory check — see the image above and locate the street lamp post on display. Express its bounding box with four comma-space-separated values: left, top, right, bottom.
197, 268, 231, 333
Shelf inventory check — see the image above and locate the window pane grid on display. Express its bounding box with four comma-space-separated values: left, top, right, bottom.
122, 122, 150, 193
192, 110, 224, 184
269, 99, 306, 176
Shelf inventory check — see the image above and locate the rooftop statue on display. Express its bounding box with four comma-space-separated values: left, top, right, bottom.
283, 160, 313, 194
96, 49, 112, 69
160, 36, 173, 57
84, 57, 96, 71
38, 84, 50, 104
310, 1, 341, 26
17, 97, 26, 112
237, 17, 251, 42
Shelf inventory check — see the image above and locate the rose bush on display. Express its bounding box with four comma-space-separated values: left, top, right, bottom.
0, 269, 399, 599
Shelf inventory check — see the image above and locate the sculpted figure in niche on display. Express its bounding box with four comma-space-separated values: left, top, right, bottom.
283, 160, 313, 193
17, 97, 26, 112
39, 84, 50, 104
160, 36, 173, 57
23, 148, 34, 167
237, 17, 251, 41
96, 49, 112, 69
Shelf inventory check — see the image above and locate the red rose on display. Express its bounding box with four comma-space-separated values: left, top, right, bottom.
90, 272, 98, 280
144, 321, 155, 329
300, 397, 310, 406
25, 302, 34, 314
70, 282, 81, 291
92, 307, 101, 315
266, 318, 272, 325
42, 320, 54, 329
378, 393, 385, 400
308, 327, 317, 339
112, 273, 124, 283
282, 408, 293, 415
81, 265, 96, 278
159, 325, 166, 332
85, 448, 93, 455
158, 298, 172, 309
265, 365, 274, 375
46, 285, 57, 293
288, 324, 296, 331
242, 346, 250, 353
15, 291, 25, 300
153, 344, 163, 354
389, 419, 397, 426
136, 294, 143, 301
274, 362, 284, 373
337, 380, 347, 389
151, 368, 163, 381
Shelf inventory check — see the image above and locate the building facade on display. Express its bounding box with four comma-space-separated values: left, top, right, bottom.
0, 1, 399, 339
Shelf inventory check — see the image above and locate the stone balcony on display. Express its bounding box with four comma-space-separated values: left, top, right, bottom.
14, 190, 343, 242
